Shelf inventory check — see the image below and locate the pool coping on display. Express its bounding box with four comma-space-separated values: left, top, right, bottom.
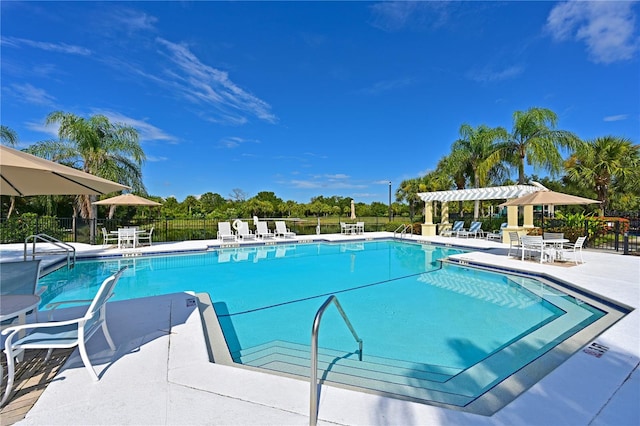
2, 232, 638, 425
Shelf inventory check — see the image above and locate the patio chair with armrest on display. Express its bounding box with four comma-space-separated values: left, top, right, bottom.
255, 221, 274, 239
458, 221, 483, 238
236, 221, 257, 241
275, 221, 296, 238
137, 226, 154, 246
560, 236, 587, 264
520, 235, 554, 263
508, 232, 521, 257
441, 221, 464, 237
486, 223, 507, 241
101, 227, 118, 247
0, 267, 127, 407
217, 222, 237, 242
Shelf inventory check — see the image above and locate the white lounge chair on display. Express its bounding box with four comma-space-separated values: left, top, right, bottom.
255, 221, 274, 239
1, 267, 127, 407
236, 221, 257, 241
441, 221, 464, 237
275, 221, 296, 238
217, 222, 237, 242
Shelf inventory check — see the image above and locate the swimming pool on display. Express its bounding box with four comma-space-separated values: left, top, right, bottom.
38, 240, 627, 415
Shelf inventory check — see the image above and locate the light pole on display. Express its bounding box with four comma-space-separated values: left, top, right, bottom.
388, 181, 392, 222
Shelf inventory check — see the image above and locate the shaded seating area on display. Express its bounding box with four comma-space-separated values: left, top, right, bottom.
1, 267, 127, 407
520, 235, 554, 263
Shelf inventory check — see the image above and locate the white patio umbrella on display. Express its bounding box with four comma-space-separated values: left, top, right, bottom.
350, 199, 356, 220
0, 145, 129, 196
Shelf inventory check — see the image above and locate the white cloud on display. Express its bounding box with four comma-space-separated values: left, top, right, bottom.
546, 1, 639, 64
7, 83, 56, 106
603, 114, 629, 122
467, 65, 524, 83
358, 78, 415, 95
92, 110, 178, 144
156, 38, 277, 125
1, 36, 91, 55
218, 136, 259, 148
369, 2, 450, 32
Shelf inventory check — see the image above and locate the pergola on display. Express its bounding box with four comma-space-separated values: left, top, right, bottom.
417, 184, 543, 242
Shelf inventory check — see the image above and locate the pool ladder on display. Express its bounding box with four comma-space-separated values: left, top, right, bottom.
310, 295, 362, 426
24, 233, 76, 269
393, 223, 413, 239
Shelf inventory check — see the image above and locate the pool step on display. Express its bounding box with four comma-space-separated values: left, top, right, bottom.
232, 340, 473, 406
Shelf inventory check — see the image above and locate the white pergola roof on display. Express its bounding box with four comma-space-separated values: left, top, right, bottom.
417, 185, 541, 202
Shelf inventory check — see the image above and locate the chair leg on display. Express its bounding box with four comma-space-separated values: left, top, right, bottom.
101, 321, 116, 352
78, 340, 99, 381
1, 350, 17, 406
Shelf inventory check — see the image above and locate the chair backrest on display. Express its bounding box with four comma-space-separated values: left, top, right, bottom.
574, 236, 587, 248
236, 221, 251, 235
543, 232, 564, 240
275, 221, 287, 233
521, 235, 543, 247
452, 221, 464, 231
1, 260, 42, 295
102, 227, 109, 236
469, 222, 482, 232
497, 223, 507, 235
509, 232, 521, 245
118, 227, 136, 237
218, 222, 233, 236
256, 221, 269, 234
82, 267, 127, 335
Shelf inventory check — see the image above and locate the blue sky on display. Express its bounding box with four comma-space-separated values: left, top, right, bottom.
2, 1, 639, 204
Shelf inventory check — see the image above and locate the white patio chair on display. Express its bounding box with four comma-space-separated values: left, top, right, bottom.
101, 227, 118, 247
236, 221, 257, 241
507, 232, 521, 257
255, 221, 274, 239
117, 227, 137, 249
1, 267, 127, 407
217, 222, 237, 242
275, 221, 296, 238
355, 221, 365, 234
520, 235, 554, 263
136, 226, 154, 246
561, 236, 587, 264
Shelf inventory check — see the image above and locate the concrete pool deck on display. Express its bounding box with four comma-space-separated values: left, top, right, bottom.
1, 233, 638, 425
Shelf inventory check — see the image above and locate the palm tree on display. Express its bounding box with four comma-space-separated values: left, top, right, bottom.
565, 136, 640, 213
505, 107, 579, 184
28, 111, 145, 242
450, 124, 508, 218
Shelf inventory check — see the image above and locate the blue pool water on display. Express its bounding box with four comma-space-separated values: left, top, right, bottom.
39, 240, 609, 409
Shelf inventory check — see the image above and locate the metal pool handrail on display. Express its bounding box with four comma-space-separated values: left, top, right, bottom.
310, 295, 363, 426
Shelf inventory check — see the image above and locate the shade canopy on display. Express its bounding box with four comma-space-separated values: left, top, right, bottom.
499, 190, 600, 207
0, 145, 130, 196
92, 193, 162, 206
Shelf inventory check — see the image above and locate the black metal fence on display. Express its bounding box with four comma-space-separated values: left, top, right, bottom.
2, 214, 637, 255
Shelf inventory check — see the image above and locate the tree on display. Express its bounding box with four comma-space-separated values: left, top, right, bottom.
505, 107, 579, 184
28, 111, 145, 242
450, 124, 508, 218
565, 136, 640, 213
396, 178, 422, 221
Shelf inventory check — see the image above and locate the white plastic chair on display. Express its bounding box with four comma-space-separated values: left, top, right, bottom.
561, 236, 587, 264
217, 222, 237, 242
236, 221, 257, 241
1, 267, 127, 407
136, 226, 154, 246
117, 227, 137, 249
508, 232, 521, 257
101, 228, 118, 247
275, 221, 296, 238
255, 221, 274, 239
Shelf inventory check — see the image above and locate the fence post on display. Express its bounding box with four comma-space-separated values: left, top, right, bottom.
614, 221, 620, 252
623, 232, 629, 255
